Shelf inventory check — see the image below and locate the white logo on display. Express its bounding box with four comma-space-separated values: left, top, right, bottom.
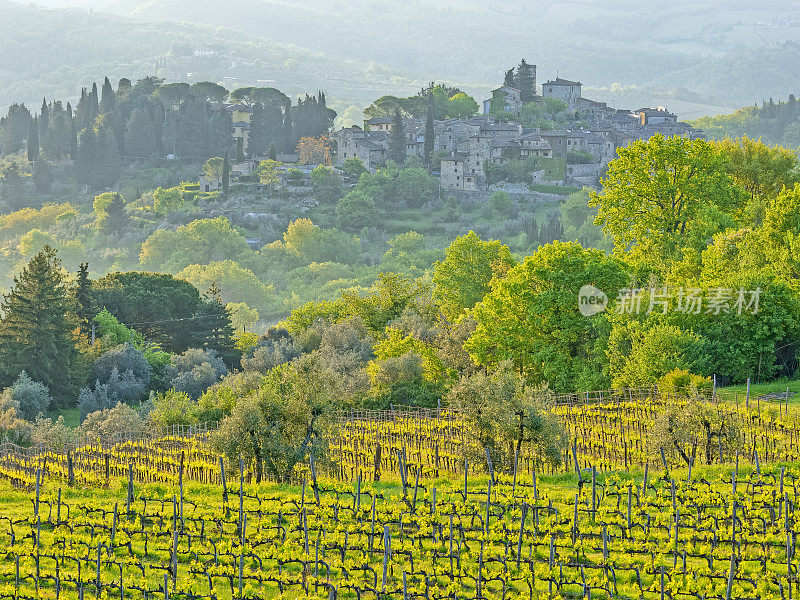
578, 285, 608, 317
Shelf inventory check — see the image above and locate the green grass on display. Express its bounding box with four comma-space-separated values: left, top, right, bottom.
720, 376, 800, 401
52, 407, 80, 428
529, 183, 580, 196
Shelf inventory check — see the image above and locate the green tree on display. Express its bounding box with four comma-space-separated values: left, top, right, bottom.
489, 190, 513, 218
194, 283, 240, 368
257, 159, 282, 191
343, 157, 366, 180
0, 247, 88, 405
310, 165, 343, 204
235, 137, 245, 163
466, 241, 628, 392
446, 93, 479, 118
152, 186, 184, 215
432, 231, 515, 322
387, 108, 406, 165
592, 134, 745, 272
203, 157, 224, 184
336, 190, 377, 231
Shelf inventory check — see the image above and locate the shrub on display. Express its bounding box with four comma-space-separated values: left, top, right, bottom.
150, 390, 196, 427
2, 371, 54, 420
81, 402, 146, 441
241, 337, 301, 374
93, 343, 151, 387
166, 349, 229, 399
78, 369, 149, 420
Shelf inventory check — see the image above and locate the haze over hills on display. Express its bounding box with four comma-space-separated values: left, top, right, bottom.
5, 0, 800, 122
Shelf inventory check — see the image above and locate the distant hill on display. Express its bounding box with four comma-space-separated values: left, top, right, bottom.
691, 95, 800, 149
6, 0, 800, 121
0, 0, 427, 117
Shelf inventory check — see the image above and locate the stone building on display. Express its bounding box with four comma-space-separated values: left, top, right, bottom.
542, 78, 582, 109
440, 152, 477, 191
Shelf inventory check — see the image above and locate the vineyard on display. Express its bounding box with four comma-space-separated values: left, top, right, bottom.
1, 388, 800, 599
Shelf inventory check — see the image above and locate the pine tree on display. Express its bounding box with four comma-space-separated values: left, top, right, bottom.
98, 193, 130, 235
515, 59, 536, 103
73, 262, 96, 338
100, 76, 115, 114
388, 108, 406, 165
196, 283, 239, 368
27, 117, 39, 162
222, 149, 230, 193
424, 105, 435, 168
0, 247, 88, 404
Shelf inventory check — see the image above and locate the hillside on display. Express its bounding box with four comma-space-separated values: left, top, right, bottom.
12, 0, 800, 111
0, 0, 426, 116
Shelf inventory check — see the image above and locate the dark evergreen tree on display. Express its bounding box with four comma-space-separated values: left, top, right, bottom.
503, 68, 516, 88
0, 163, 24, 210
88, 82, 99, 122
124, 106, 156, 158
235, 137, 245, 163
195, 283, 240, 368
0, 246, 88, 405
388, 108, 406, 165
424, 105, 434, 168
0, 103, 32, 152
39, 98, 49, 143
100, 76, 115, 114
27, 116, 39, 162
176, 98, 210, 158
247, 102, 269, 157
209, 105, 233, 157
68, 114, 78, 160
269, 141, 277, 160
98, 193, 130, 235
74, 263, 96, 338
222, 149, 230, 193
75, 87, 90, 130
32, 159, 53, 194
77, 115, 121, 189
515, 59, 536, 102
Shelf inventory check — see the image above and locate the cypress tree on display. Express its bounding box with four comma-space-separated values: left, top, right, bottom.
100, 76, 115, 114
27, 116, 39, 162
269, 141, 277, 160
424, 105, 434, 168
88, 83, 99, 123
0, 247, 88, 404
74, 263, 96, 338
247, 102, 268, 157
388, 108, 406, 165
235, 137, 245, 163
222, 149, 230, 193
503, 68, 516, 88
68, 115, 78, 160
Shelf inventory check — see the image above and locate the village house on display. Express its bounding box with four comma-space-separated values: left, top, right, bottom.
633, 107, 679, 126
542, 78, 582, 110
332, 126, 387, 169
440, 152, 478, 191
482, 85, 524, 115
